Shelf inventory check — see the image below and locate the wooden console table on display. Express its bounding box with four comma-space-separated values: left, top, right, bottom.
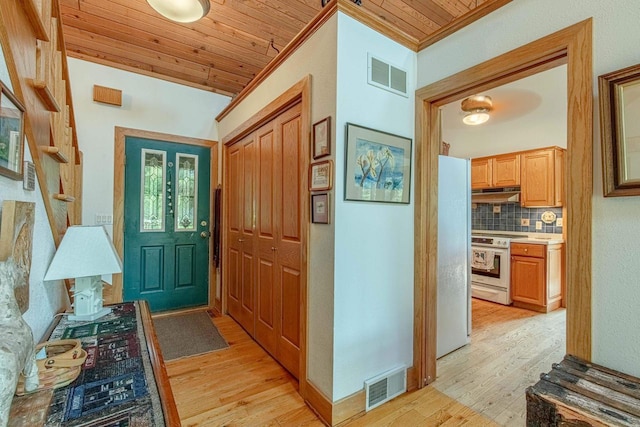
9, 301, 180, 426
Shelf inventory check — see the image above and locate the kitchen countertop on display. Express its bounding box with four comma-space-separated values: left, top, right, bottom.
510, 237, 565, 245
471, 230, 564, 245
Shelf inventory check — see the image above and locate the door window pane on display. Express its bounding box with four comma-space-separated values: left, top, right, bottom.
176, 153, 198, 231
141, 149, 166, 231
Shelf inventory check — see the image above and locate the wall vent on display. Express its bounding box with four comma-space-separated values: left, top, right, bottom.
364, 366, 407, 411
367, 54, 408, 97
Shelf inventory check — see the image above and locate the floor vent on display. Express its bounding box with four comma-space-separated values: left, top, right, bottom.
364, 366, 407, 411
367, 54, 408, 97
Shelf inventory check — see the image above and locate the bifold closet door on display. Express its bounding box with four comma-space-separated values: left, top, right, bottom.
255, 104, 302, 378
226, 134, 256, 335
226, 102, 302, 379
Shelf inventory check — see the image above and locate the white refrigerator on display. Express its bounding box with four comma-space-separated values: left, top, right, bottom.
436, 155, 472, 358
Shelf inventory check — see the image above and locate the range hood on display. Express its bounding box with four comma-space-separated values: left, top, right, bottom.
471, 190, 520, 204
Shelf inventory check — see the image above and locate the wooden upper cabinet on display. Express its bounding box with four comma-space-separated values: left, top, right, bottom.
520, 147, 565, 207
471, 153, 519, 189
471, 157, 492, 189
493, 153, 520, 187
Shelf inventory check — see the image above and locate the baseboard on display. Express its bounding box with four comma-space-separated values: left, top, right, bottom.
305, 380, 333, 425
307, 367, 416, 426
332, 389, 365, 425
406, 366, 418, 391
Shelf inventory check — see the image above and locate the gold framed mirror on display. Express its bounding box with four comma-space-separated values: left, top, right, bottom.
599, 63, 640, 197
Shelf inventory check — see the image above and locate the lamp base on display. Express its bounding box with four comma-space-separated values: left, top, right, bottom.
68, 307, 112, 322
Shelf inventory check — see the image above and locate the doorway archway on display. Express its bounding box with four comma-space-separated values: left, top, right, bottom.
412, 19, 593, 387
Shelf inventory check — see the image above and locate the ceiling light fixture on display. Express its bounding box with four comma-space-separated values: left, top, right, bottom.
147, 0, 210, 23
461, 95, 493, 125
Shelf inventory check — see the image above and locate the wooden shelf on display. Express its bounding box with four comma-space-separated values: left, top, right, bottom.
53, 193, 75, 202
39, 145, 68, 163
20, 0, 50, 42
32, 80, 60, 112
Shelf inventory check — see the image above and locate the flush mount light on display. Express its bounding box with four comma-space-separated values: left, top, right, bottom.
147, 0, 210, 23
461, 95, 493, 125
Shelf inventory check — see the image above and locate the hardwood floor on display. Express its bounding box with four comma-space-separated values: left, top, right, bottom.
166, 299, 562, 426
166, 313, 495, 426
433, 298, 566, 426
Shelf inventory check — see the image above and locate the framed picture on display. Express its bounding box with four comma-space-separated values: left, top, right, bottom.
312, 116, 331, 159
0, 82, 25, 180
311, 193, 330, 224
599, 63, 640, 197
344, 123, 412, 203
309, 160, 332, 191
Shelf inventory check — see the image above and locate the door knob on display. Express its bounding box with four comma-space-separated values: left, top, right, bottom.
200, 231, 211, 238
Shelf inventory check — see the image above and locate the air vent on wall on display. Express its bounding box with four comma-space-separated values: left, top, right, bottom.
368, 54, 408, 97
364, 366, 407, 411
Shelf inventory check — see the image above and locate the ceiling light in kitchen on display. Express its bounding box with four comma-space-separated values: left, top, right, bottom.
461, 95, 493, 125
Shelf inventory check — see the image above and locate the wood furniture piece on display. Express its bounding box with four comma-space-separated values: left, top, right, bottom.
511, 241, 563, 313
225, 101, 303, 379
8, 301, 180, 426
520, 146, 565, 207
527, 355, 640, 425
470, 153, 520, 189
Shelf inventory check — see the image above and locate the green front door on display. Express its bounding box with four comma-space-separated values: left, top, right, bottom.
123, 136, 210, 312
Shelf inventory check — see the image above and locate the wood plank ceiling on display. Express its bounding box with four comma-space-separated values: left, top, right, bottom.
59, 0, 508, 97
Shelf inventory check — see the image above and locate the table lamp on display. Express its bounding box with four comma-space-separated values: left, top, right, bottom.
44, 225, 122, 321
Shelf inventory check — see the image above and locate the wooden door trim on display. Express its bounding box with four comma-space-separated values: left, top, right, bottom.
413, 20, 592, 387
111, 127, 219, 311
222, 75, 310, 398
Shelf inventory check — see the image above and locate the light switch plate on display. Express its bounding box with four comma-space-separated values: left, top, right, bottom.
556, 218, 563, 227
521, 218, 530, 226
536, 221, 542, 230
493, 205, 501, 213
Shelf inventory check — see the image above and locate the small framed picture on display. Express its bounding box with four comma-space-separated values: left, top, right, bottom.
311, 193, 329, 224
0, 81, 26, 180
312, 116, 331, 159
309, 160, 332, 191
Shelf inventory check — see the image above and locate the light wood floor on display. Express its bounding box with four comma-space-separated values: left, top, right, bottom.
433, 298, 566, 426
165, 300, 563, 426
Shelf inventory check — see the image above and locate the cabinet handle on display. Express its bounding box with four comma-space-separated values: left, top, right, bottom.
271, 247, 277, 251
238, 238, 245, 243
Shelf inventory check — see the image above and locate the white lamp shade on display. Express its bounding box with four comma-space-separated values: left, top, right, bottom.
463, 111, 491, 125
44, 226, 122, 281
147, 0, 210, 23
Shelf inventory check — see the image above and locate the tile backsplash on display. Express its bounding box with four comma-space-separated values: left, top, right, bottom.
472, 203, 563, 234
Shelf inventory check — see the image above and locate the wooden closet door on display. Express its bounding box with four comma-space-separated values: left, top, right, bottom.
274, 105, 302, 378
255, 121, 278, 356
226, 102, 302, 379
226, 134, 256, 335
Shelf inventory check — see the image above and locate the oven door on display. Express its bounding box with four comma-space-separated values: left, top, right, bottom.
471, 246, 508, 288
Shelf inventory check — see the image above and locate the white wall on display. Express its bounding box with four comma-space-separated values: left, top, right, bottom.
217, 16, 338, 398
0, 45, 68, 341
67, 59, 230, 236
333, 14, 416, 400
442, 65, 567, 158
418, 0, 640, 377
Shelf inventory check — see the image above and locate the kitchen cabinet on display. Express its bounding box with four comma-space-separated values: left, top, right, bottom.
511, 242, 563, 313
471, 157, 492, 189
471, 153, 519, 189
520, 147, 565, 207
